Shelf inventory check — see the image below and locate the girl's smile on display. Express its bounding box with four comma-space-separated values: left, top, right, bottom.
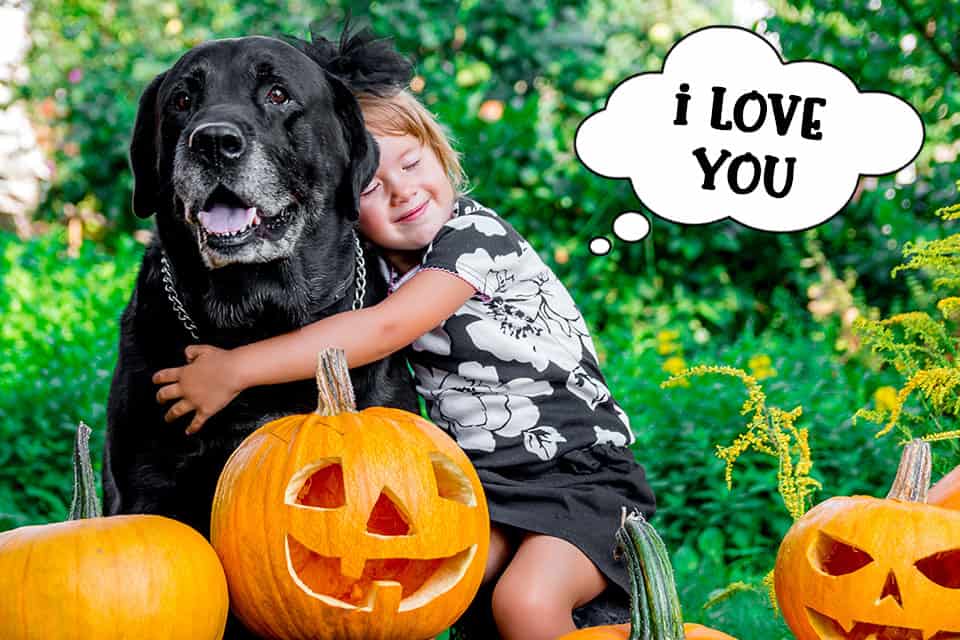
395, 200, 428, 223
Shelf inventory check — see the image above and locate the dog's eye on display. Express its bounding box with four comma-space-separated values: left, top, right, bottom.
173, 92, 192, 112
267, 86, 289, 105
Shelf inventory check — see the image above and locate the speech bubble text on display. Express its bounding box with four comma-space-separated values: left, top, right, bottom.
575, 26, 925, 234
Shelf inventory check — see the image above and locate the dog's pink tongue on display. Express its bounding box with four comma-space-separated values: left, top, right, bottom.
198, 206, 256, 234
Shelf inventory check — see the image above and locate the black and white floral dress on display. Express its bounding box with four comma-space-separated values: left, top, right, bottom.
380, 197, 655, 594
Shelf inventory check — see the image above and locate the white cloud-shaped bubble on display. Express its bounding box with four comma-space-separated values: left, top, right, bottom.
575, 26, 924, 233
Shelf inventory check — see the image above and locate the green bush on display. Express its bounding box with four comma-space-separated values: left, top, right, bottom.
0, 230, 142, 529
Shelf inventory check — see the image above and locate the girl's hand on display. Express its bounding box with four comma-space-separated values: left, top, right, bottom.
152, 345, 243, 435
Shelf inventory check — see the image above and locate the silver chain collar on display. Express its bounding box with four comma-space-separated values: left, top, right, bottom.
160, 231, 367, 343
160, 252, 200, 342
352, 231, 367, 312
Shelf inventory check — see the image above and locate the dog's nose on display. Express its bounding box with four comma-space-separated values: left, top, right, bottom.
188, 122, 246, 163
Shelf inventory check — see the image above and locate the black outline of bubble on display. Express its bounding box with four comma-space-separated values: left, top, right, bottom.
572, 24, 927, 235
589, 236, 612, 255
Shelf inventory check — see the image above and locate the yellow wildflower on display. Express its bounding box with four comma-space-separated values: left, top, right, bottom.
662, 356, 688, 376
937, 296, 960, 321
748, 354, 778, 380
873, 386, 898, 413
763, 571, 778, 613
656, 341, 678, 355
662, 357, 689, 387
661, 364, 820, 610
661, 365, 819, 521
875, 368, 960, 439
656, 329, 682, 356
657, 329, 680, 343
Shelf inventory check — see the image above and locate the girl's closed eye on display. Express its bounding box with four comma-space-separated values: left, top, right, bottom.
402, 158, 420, 171
361, 180, 381, 197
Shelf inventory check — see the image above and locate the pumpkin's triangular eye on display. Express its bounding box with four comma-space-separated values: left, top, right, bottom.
296, 461, 346, 508
915, 549, 960, 588
430, 452, 477, 506
811, 531, 873, 575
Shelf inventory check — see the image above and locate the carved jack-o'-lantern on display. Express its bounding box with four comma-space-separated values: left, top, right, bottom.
774, 440, 960, 640
211, 349, 489, 640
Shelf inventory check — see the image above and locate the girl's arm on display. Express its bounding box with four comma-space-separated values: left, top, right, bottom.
234, 268, 475, 387
153, 269, 475, 433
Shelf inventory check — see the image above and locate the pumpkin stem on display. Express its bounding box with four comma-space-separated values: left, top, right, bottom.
315, 347, 357, 416
886, 438, 932, 502
616, 510, 685, 640
69, 421, 102, 520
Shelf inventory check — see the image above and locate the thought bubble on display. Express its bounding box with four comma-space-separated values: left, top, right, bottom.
575, 26, 925, 233
613, 212, 650, 242
588, 212, 650, 255
589, 237, 612, 255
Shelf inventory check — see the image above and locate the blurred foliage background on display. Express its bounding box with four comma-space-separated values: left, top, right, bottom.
2, 0, 959, 637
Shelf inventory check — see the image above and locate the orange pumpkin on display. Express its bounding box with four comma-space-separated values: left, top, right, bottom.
0, 423, 228, 640
929, 463, 960, 509
774, 439, 960, 639
558, 512, 736, 640
211, 348, 489, 640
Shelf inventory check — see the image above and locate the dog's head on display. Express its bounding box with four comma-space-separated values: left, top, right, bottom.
130, 27, 411, 270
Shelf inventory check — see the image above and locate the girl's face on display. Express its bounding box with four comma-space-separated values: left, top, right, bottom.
358, 133, 456, 255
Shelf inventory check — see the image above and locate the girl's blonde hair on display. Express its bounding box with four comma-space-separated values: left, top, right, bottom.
356, 90, 468, 194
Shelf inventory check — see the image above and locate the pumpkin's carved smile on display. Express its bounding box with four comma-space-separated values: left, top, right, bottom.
287, 535, 477, 611
284, 457, 480, 612
806, 607, 960, 640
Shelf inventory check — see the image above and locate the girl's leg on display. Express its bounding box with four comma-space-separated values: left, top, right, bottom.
483, 524, 517, 585
430, 526, 513, 640
490, 533, 608, 640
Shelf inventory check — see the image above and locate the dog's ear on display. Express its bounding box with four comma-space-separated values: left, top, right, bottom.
329, 74, 378, 221
129, 71, 167, 218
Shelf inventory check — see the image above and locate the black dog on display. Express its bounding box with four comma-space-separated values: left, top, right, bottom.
103, 26, 627, 639
102, 28, 418, 540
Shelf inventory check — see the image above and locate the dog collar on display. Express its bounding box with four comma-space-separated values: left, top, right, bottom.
160, 231, 366, 343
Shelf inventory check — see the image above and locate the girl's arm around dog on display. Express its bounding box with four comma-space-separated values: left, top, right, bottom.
152, 269, 474, 433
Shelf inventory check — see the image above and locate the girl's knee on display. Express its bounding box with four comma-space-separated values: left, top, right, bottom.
491, 570, 547, 617
511, 534, 609, 607
489, 533, 611, 639
491, 574, 569, 639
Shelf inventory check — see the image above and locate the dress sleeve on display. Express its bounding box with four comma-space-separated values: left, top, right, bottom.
420, 212, 524, 297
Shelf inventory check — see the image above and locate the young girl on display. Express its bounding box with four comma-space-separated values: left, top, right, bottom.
153, 88, 655, 640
